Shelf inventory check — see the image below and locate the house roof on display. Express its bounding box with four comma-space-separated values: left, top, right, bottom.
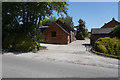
101, 18, 120, 28
91, 18, 120, 35
55, 20, 75, 34
91, 28, 113, 34
39, 26, 48, 28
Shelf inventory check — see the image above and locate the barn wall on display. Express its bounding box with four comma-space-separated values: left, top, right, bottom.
91, 34, 113, 46
43, 23, 70, 44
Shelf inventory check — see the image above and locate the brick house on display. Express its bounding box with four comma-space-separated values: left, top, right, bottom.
91, 18, 120, 46
43, 20, 76, 44
39, 26, 48, 33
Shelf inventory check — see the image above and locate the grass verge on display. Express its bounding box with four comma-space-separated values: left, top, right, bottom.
92, 50, 120, 59
40, 46, 47, 50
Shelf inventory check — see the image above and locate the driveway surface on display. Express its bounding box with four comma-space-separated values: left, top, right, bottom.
2, 54, 118, 78
2, 39, 119, 78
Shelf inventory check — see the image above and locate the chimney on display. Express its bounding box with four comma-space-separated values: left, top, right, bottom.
112, 18, 115, 20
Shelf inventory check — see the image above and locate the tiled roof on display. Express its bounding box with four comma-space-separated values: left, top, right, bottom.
101, 18, 120, 28
39, 26, 48, 28
91, 28, 113, 34
55, 20, 75, 34
91, 18, 120, 34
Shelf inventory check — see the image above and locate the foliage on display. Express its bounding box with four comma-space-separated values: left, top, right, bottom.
41, 15, 74, 28
58, 17, 65, 23
87, 32, 91, 39
110, 24, 120, 38
64, 15, 74, 27
94, 43, 107, 53
3, 33, 37, 52
30, 27, 44, 44
42, 16, 56, 26
40, 46, 47, 50
94, 37, 120, 56
76, 32, 84, 40
75, 19, 88, 40
58, 15, 74, 27
2, 2, 68, 51
2, 2, 68, 34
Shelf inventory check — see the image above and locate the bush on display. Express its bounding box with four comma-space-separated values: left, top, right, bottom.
94, 44, 107, 53
110, 24, 120, 38
94, 37, 120, 56
3, 33, 37, 52
40, 46, 47, 49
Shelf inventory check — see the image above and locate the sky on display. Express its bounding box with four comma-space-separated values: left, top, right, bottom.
119, 1, 120, 21
53, 2, 118, 32
67, 2, 118, 32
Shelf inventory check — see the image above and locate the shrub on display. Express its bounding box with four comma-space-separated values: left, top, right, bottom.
40, 46, 47, 50
94, 44, 107, 53
76, 32, 85, 40
3, 33, 37, 52
94, 37, 120, 56
110, 24, 120, 38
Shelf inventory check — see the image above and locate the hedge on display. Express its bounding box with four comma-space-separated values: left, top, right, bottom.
94, 37, 120, 56
3, 33, 37, 52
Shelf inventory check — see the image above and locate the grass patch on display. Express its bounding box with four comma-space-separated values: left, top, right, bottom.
92, 50, 120, 59
40, 46, 47, 50
85, 37, 89, 39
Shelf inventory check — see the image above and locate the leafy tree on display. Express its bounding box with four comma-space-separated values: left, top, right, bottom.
58, 17, 65, 23
41, 15, 74, 27
64, 15, 74, 27
42, 18, 51, 26
41, 16, 57, 26
58, 15, 74, 27
75, 19, 88, 40
2, 2, 68, 32
2, 2, 68, 51
111, 24, 120, 38
49, 16, 57, 22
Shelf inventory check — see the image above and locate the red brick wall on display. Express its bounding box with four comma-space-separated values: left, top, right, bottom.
101, 19, 120, 28
91, 18, 119, 47
91, 34, 113, 46
43, 23, 69, 44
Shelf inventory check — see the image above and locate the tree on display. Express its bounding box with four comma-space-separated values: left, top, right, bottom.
41, 15, 74, 27
49, 16, 56, 22
64, 15, 74, 27
58, 15, 74, 27
58, 17, 65, 23
75, 19, 88, 40
3, 2, 68, 31
2, 2, 68, 51
41, 16, 57, 26
111, 24, 120, 38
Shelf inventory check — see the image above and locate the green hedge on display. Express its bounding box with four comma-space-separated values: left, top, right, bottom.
3, 33, 37, 52
94, 37, 120, 56
110, 24, 120, 38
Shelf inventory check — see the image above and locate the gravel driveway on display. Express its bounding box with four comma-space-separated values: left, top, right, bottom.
4, 39, 118, 69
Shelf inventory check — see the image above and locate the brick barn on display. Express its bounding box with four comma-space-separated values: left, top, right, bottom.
43, 20, 76, 44
91, 18, 120, 46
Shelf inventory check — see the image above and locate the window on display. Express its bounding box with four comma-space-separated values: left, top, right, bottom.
51, 31, 56, 37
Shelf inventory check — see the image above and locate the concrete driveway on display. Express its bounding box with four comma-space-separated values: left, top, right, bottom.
2, 54, 118, 78
4, 39, 118, 69
3, 39, 119, 78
